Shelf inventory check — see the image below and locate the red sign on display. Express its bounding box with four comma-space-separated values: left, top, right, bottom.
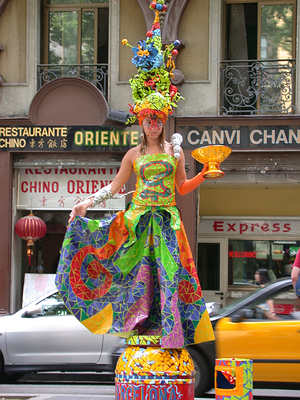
199, 218, 297, 236
212, 220, 291, 234
229, 251, 256, 258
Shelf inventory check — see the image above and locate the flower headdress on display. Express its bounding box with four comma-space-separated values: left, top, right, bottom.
122, 0, 183, 126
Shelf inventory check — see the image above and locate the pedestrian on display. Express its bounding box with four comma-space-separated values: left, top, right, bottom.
254, 268, 279, 320
291, 249, 300, 297
254, 268, 270, 286
55, 0, 215, 349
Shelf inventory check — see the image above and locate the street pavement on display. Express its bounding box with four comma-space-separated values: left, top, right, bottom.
0, 384, 300, 400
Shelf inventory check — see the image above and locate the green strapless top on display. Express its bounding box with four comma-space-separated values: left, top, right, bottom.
133, 153, 177, 206
124, 153, 181, 247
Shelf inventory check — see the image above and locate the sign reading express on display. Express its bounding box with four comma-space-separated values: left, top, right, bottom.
17, 167, 125, 210
0, 126, 140, 151
199, 218, 299, 236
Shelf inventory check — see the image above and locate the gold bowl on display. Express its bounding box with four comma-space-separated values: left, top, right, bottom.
191, 145, 232, 178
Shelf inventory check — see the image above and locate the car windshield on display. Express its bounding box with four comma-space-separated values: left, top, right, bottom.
212, 282, 272, 316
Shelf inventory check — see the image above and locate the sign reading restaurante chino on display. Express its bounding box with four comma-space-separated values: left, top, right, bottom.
1, 125, 300, 151
0, 126, 140, 151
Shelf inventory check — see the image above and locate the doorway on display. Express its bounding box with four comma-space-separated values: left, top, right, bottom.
197, 238, 228, 305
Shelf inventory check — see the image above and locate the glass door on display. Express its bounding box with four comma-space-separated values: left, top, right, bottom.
47, 9, 97, 65
197, 238, 227, 306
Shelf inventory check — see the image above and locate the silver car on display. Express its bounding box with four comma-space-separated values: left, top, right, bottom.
0, 290, 124, 377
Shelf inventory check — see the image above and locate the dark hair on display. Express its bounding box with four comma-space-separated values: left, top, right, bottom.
255, 268, 270, 284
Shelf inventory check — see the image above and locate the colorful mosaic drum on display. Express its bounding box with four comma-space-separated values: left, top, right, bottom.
115, 336, 195, 400
215, 358, 253, 400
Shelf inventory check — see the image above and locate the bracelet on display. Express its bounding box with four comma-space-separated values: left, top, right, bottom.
88, 183, 113, 208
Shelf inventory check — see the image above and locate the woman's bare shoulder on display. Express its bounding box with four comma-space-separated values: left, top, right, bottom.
124, 145, 142, 162
164, 141, 173, 156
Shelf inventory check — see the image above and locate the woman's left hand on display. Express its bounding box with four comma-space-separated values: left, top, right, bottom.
199, 163, 209, 177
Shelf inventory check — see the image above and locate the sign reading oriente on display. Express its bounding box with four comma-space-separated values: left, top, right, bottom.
0, 126, 140, 151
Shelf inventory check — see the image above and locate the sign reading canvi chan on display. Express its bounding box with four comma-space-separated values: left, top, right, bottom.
181, 125, 300, 150
0, 126, 140, 151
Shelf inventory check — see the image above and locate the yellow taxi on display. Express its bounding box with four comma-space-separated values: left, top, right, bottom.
190, 278, 300, 396
214, 278, 300, 383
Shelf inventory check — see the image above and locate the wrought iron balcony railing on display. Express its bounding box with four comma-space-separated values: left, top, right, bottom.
37, 64, 108, 99
220, 59, 296, 115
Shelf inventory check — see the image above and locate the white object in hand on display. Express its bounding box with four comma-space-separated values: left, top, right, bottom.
171, 133, 183, 159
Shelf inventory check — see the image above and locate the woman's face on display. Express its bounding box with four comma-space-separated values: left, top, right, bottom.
142, 117, 163, 139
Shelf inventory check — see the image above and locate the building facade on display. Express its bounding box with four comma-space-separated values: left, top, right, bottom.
1, 0, 300, 313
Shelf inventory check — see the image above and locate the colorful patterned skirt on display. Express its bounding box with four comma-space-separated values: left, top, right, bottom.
55, 207, 214, 348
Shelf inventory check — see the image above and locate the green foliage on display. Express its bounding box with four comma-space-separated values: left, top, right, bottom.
261, 4, 293, 58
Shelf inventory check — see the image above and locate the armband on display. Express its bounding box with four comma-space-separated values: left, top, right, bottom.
88, 184, 113, 207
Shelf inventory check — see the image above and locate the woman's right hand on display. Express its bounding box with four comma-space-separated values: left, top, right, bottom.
68, 198, 93, 225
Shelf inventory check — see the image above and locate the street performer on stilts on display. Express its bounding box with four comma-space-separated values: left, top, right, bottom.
55, 0, 214, 351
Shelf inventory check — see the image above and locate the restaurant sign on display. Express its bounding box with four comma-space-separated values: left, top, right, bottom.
181, 126, 300, 151
0, 126, 140, 152
17, 167, 125, 211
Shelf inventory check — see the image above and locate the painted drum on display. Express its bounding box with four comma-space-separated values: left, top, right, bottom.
215, 358, 253, 400
115, 336, 195, 400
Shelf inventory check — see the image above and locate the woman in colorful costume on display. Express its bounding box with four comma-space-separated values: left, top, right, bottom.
55, 0, 214, 349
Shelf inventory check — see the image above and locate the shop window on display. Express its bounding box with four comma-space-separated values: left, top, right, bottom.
228, 239, 299, 286
221, 0, 296, 115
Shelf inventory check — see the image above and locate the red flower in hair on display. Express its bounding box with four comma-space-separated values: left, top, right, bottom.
137, 109, 167, 126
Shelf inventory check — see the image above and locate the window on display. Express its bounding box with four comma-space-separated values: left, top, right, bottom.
37, 292, 71, 316
40, 1, 109, 91
247, 285, 299, 320
225, 1, 295, 61
228, 239, 300, 286
222, 1, 296, 115
43, 1, 109, 65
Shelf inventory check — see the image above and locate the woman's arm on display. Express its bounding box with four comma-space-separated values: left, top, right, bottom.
291, 249, 300, 287
175, 149, 208, 195
68, 149, 135, 223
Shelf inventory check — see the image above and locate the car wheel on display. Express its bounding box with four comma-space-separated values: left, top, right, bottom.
188, 347, 211, 397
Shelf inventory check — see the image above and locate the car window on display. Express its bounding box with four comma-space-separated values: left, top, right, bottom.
37, 292, 71, 317
214, 283, 272, 316
249, 285, 300, 321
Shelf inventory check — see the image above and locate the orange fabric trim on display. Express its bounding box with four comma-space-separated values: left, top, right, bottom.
176, 222, 202, 287
95, 211, 129, 260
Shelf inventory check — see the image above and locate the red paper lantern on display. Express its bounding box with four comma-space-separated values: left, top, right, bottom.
15, 212, 47, 266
